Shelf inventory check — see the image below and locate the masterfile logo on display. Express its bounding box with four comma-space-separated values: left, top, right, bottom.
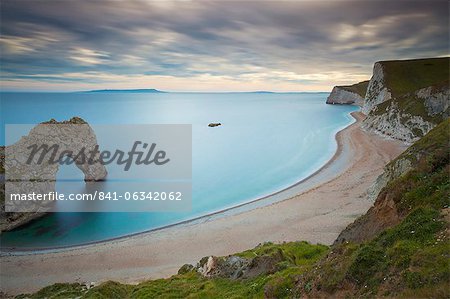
5, 122, 192, 212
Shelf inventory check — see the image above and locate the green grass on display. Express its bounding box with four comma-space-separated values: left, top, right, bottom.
15, 283, 86, 299
129, 272, 268, 299
297, 118, 450, 297
396, 94, 442, 123
85, 281, 132, 298
371, 85, 448, 125
381, 57, 449, 97
339, 80, 369, 98
235, 241, 328, 266
369, 58, 449, 130
395, 119, 450, 164
19, 241, 328, 299
120, 241, 327, 299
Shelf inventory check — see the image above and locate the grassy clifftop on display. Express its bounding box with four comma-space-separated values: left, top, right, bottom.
380, 57, 449, 97
372, 57, 449, 124
363, 57, 449, 142
339, 80, 370, 98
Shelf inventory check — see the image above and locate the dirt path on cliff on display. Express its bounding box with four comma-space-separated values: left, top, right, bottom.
0, 112, 407, 296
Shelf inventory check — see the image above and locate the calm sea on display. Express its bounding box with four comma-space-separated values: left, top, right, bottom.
0, 92, 357, 248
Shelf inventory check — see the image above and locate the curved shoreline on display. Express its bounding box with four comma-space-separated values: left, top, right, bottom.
1, 111, 358, 254
0, 111, 407, 295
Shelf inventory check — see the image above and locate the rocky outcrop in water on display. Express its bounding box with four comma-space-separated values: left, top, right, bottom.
6, 117, 107, 183
0, 117, 107, 232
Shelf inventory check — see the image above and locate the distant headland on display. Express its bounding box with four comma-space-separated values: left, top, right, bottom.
81, 90, 327, 94
85, 88, 165, 93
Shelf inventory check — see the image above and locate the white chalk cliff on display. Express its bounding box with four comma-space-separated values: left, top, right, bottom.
361, 58, 449, 143
361, 62, 392, 114
326, 87, 364, 106
327, 58, 449, 144
362, 85, 449, 143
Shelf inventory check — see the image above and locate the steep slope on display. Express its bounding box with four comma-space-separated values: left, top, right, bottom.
326, 80, 369, 106
296, 119, 449, 298
336, 119, 449, 244
362, 57, 449, 143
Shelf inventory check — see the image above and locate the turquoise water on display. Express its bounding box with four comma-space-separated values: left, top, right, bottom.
0, 92, 357, 249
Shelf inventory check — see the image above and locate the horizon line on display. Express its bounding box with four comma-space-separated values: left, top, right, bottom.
0, 89, 331, 94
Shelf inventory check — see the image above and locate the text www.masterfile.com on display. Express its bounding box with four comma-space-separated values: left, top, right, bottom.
8, 191, 184, 201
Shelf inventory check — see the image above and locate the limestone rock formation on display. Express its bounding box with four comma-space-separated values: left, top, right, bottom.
0, 117, 107, 232
326, 81, 369, 106
196, 255, 249, 279
359, 57, 448, 143
7, 116, 107, 182
362, 62, 392, 114
178, 244, 286, 280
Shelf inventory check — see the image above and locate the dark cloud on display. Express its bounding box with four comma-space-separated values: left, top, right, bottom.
0, 0, 448, 90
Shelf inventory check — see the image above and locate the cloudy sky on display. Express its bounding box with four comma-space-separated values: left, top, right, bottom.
0, 0, 448, 92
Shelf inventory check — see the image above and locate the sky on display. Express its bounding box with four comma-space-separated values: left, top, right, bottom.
0, 0, 448, 92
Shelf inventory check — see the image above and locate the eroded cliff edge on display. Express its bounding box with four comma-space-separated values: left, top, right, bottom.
336, 119, 449, 244
362, 58, 449, 143
326, 80, 369, 106
327, 57, 449, 144
327, 57, 449, 243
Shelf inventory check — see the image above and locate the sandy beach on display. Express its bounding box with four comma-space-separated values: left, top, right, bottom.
0, 112, 407, 295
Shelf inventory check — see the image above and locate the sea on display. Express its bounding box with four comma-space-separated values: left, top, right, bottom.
0, 92, 358, 249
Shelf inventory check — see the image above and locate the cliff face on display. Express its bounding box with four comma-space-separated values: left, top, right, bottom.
0, 117, 107, 232
361, 57, 449, 143
336, 119, 449, 244
362, 62, 391, 114
361, 100, 437, 143
297, 119, 449, 298
418, 84, 450, 116
326, 80, 369, 106
334, 155, 412, 244
326, 87, 364, 105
